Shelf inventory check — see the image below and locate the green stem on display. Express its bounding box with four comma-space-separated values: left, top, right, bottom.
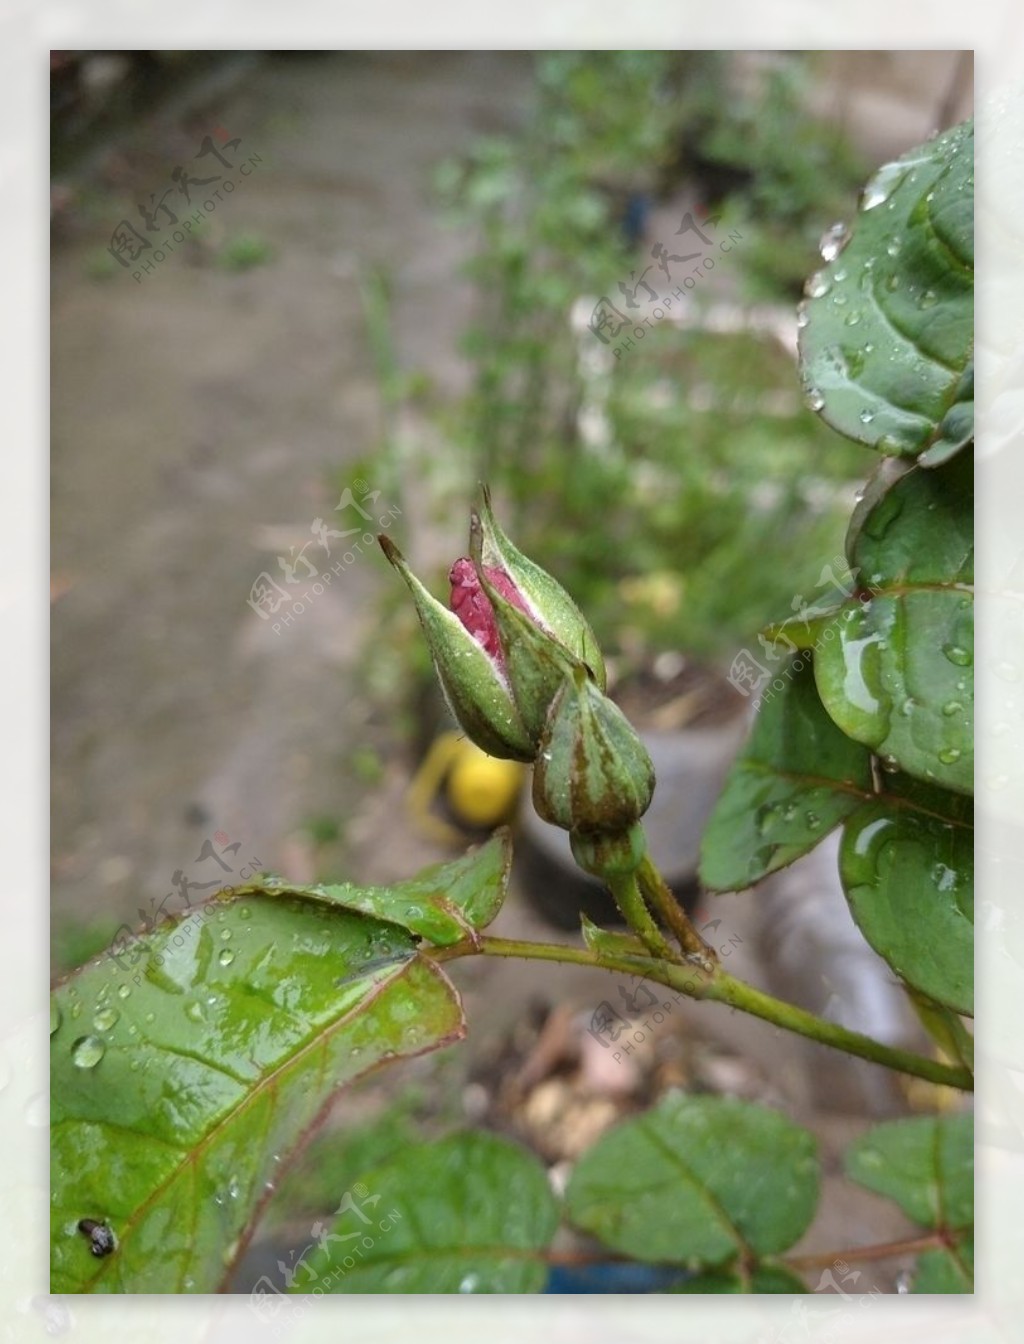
429, 935, 973, 1091
605, 870, 676, 961
704, 971, 974, 1091
636, 852, 714, 965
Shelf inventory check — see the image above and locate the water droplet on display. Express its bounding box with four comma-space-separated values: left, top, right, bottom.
755, 802, 781, 835
880, 754, 899, 773
186, 1001, 205, 1023
218, 948, 235, 967
805, 271, 830, 299
942, 643, 972, 667
919, 290, 938, 309
899, 698, 915, 717
938, 747, 962, 766
71, 1036, 106, 1069
144, 1011, 156, 1024
805, 387, 825, 412
844, 310, 862, 326
93, 1007, 119, 1033
117, 984, 131, 1000
219, 928, 232, 942
819, 221, 849, 262
884, 273, 900, 292
859, 409, 875, 424
227, 1175, 240, 1200
833, 292, 847, 307
69, 1002, 82, 1020
796, 303, 810, 329
239, 906, 251, 919
886, 240, 902, 257
50, 1001, 61, 1036
458, 1273, 481, 1293
942, 701, 963, 717
805, 811, 821, 830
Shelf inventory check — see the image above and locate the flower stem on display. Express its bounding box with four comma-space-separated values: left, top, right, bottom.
703, 971, 974, 1090
429, 934, 973, 1091
636, 852, 715, 965
605, 870, 676, 961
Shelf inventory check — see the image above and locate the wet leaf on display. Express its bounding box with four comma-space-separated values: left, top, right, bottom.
799, 120, 973, 459
847, 450, 973, 588
290, 1132, 558, 1293
232, 830, 511, 947
565, 1094, 819, 1264
814, 590, 973, 795
840, 798, 973, 1014
845, 1115, 973, 1291
844, 1113, 973, 1230
50, 893, 465, 1292
699, 659, 872, 892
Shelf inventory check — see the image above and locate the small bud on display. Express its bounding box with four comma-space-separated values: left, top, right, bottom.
532, 665, 655, 834
379, 537, 534, 762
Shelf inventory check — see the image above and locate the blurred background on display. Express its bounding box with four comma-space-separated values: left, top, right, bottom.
51, 49, 972, 1291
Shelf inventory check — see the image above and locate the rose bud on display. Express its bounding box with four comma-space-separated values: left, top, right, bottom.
532, 664, 655, 835
378, 536, 534, 762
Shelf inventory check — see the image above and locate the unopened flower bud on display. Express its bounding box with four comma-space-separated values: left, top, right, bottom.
476, 486, 606, 691
532, 665, 655, 834
379, 537, 534, 762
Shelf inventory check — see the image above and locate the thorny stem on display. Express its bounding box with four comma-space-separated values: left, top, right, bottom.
605, 870, 676, 961
637, 851, 715, 966
429, 934, 973, 1091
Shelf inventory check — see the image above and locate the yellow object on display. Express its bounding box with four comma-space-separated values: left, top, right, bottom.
406, 732, 524, 841
447, 747, 523, 826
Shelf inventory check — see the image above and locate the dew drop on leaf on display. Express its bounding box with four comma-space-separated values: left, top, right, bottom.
71, 1035, 106, 1069
805, 271, 830, 299
818, 221, 849, 262
942, 643, 972, 668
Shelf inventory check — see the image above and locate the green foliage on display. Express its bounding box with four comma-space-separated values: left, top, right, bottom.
798, 121, 973, 460
675, 54, 867, 298
845, 1114, 973, 1292
293, 1132, 559, 1293
50, 836, 512, 1292
702, 120, 974, 1023
700, 659, 873, 892
565, 1094, 820, 1264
